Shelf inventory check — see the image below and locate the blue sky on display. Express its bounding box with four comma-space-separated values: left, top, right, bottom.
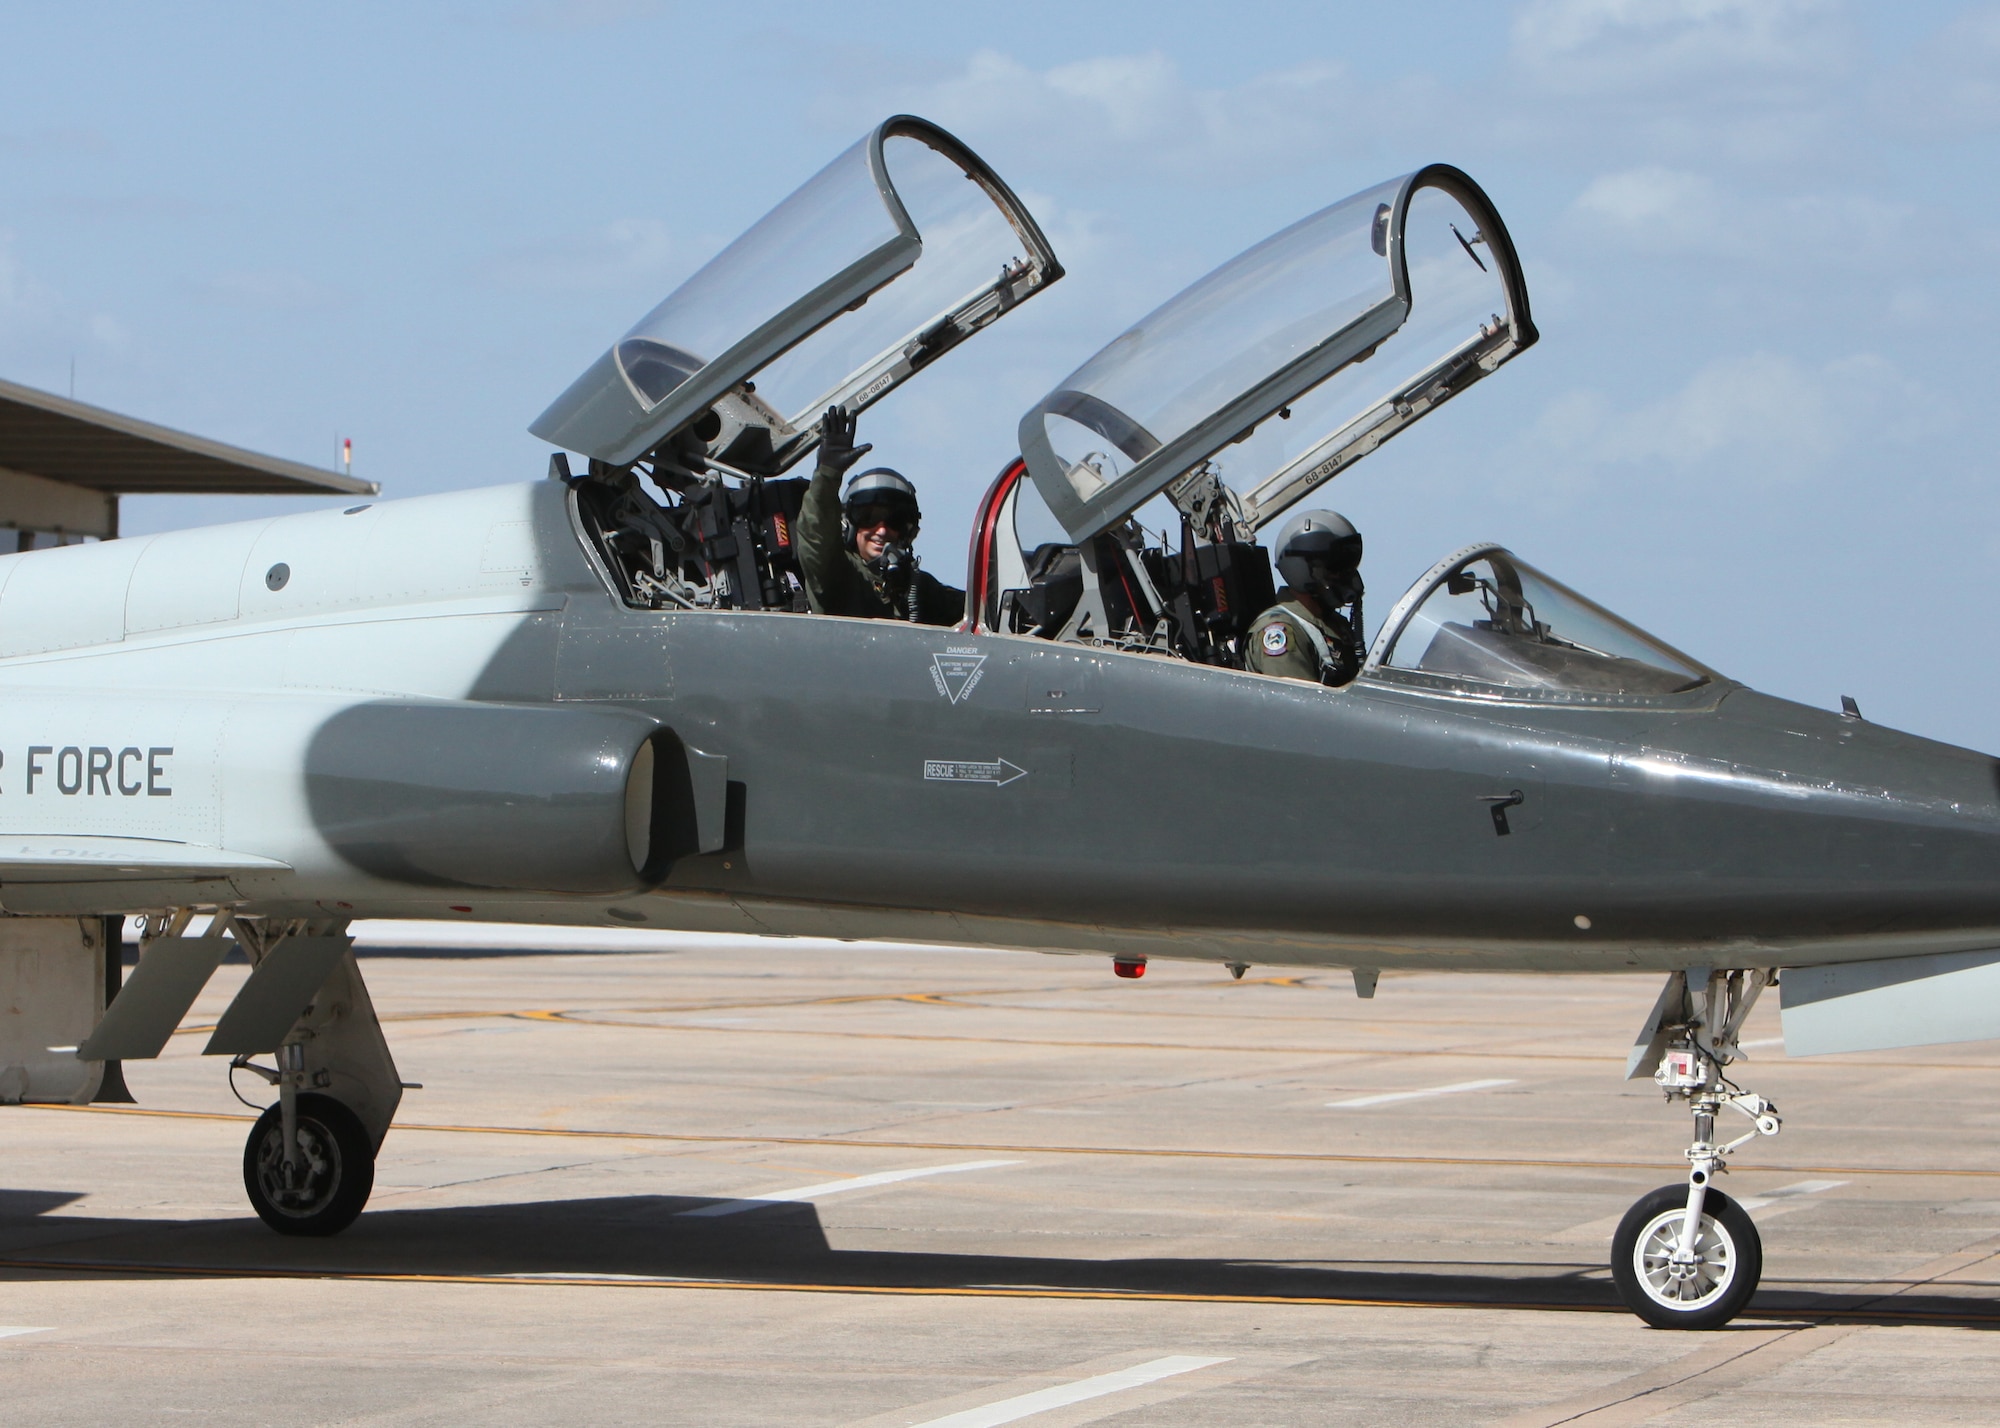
4, 1, 1999, 746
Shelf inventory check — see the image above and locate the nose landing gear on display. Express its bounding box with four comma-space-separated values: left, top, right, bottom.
1615, 969, 1781, 1329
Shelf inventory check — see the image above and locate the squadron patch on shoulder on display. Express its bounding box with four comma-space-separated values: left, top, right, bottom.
1261, 623, 1290, 656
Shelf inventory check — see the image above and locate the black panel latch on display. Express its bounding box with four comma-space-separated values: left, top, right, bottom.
1480, 789, 1525, 836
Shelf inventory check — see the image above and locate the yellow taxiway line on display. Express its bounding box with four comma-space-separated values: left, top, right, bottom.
152, 979, 2000, 1070
23, 1102, 2000, 1180
0, 1254, 1993, 1325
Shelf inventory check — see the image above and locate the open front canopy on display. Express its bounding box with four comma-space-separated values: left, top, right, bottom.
532, 116, 1061, 473
1019, 164, 1534, 543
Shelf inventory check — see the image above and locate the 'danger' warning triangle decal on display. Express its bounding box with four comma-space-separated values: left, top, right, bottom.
931, 649, 987, 705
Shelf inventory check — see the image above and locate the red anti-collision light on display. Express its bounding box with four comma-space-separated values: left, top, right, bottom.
1112, 958, 1146, 979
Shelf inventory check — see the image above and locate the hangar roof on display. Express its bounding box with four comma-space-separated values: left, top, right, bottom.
0, 375, 377, 499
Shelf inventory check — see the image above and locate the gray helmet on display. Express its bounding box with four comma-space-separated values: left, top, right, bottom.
842, 467, 921, 544
1275, 509, 1363, 605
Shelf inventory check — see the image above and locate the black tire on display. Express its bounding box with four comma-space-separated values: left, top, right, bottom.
242, 1092, 374, 1237
1611, 1183, 1761, 1330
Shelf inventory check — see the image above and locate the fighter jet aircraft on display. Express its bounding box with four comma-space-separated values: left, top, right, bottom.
3, 114, 1997, 1331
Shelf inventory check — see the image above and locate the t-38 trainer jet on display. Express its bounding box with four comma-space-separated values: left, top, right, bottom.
2, 115, 1996, 1331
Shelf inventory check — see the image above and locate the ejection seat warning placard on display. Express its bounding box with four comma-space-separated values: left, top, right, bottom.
924, 757, 1025, 787
931, 649, 986, 705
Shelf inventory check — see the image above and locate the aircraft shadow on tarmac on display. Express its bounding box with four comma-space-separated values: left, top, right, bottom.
3, 1191, 1996, 1327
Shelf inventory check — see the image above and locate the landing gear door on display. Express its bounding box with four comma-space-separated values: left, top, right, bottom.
1018, 165, 1534, 544
531, 116, 1063, 474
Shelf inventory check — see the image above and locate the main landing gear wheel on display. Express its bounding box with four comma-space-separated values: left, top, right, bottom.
1612, 1184, 1762, 1330
243, 1092, 374, 1236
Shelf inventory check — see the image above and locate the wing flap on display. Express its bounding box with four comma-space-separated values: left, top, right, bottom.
1781, 948, 2000, 1055
0, 835, 290, 882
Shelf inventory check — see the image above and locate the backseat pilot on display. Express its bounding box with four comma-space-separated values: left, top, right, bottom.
1243, 509, 1366, 686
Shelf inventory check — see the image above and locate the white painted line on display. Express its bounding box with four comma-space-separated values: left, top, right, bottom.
677, 1159, 1021, 1218
908, 1356, 1232, 1428
1328, 1078, 1516, 1109
0, 1327, 51, 1341
1740, 1036, 1786, 1050
1738, 1179, 1846, 1212
1554, 1179, 1850, 1243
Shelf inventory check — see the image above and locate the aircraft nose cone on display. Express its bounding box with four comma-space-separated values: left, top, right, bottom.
1639, 688, 2000, 948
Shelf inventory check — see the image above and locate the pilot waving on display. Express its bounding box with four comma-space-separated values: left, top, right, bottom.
1244, 510, 1366, 686
795, 406, 965, 626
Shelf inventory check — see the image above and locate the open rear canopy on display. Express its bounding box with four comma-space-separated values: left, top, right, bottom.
1019, 164, 1534, 543
532, 116, 1062, 474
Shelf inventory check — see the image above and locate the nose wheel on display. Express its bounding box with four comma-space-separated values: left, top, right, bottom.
1613, 1183, 1762, 1329
241, 1091, 374, 1236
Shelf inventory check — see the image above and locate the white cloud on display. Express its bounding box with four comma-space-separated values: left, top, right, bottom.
0, 231, 65, 333
496, 0, 663, 30
1531, 351, 1888, 486
195, 268, 342, 311
0, 233, 43, 313
1571, 166, 1726, 252
1874, 6, 2000, 134
0, 127, 111, 157
837, 48, 1366, 185
484, 217, 675, 292
51, 193, 211, 222
1513, 0, 1850, 91
1531, 349, 1951, 495
1623, 351, 1838, 473
1503, 0, 1855, 166
1567, 166, 1914, 266
0, 233, 137, 390
85, 312, 131, 352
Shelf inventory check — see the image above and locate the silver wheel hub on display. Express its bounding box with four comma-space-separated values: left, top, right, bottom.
255, 1118, 341, 1217
1634, 1208, 1735, 1308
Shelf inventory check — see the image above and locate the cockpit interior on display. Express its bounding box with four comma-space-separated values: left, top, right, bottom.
538, 116, 1714, 706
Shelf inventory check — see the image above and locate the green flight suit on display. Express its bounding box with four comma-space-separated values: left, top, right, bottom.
795, 459, 965, 625
1243, 590, 1359, 685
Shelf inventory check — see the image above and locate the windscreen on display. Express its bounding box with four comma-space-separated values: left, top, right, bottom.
1032, 176, 1403, 509
616, 136, 901, 410
1380, 551, 1713, 699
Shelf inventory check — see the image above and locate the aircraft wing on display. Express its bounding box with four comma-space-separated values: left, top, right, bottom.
0, 835, 290, 882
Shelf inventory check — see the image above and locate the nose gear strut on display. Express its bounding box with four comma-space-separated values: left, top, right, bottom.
1614, 969, 1781, 1329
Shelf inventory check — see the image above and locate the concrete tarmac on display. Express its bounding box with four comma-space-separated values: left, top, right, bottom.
3, 928, 1998, 1425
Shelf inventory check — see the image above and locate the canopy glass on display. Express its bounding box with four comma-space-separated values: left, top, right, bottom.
1368, 546, 1716, 702
1019, 165, 1533, 543
533, 116, 1061, 472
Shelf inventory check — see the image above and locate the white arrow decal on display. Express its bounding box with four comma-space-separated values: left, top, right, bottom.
923, 757, 1026, 787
